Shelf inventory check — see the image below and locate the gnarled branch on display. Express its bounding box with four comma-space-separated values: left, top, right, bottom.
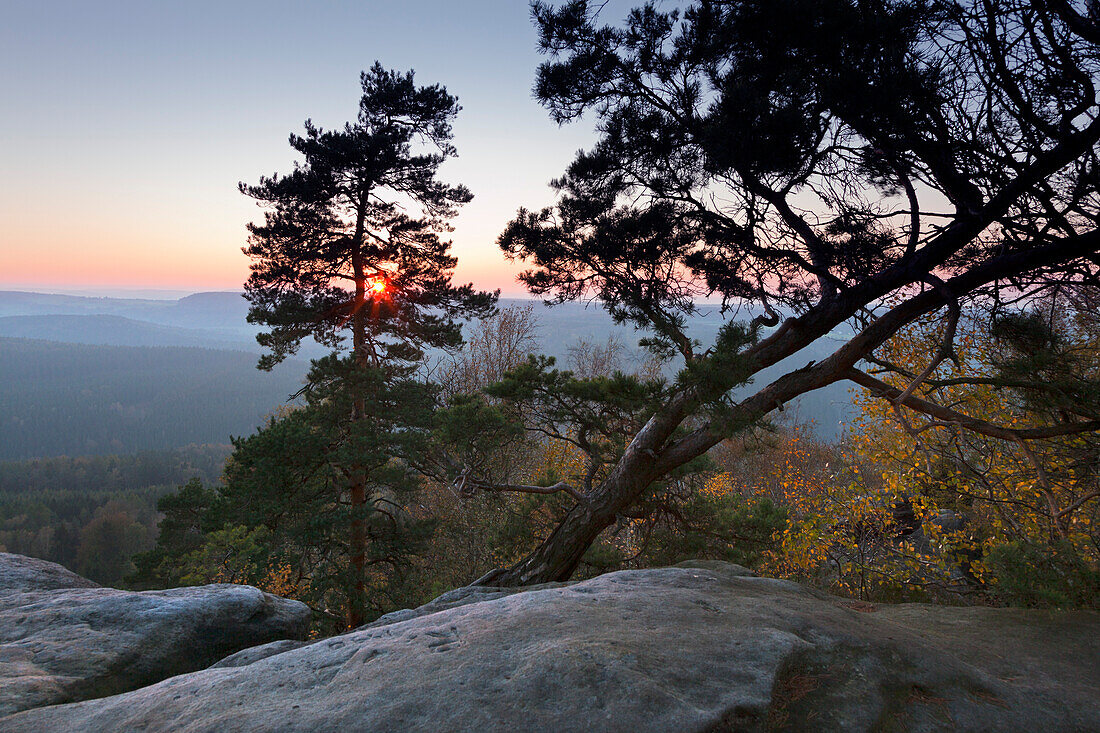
846, 367, 1100, 441
453, 468, 588, 503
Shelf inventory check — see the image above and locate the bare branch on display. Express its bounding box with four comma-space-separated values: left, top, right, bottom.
847, 368, 1100, 441
454, 469, 588, 503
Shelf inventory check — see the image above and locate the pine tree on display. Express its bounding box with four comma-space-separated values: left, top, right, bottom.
473, 0, 1100, 586
239, 64, 496, 625
241, 62, 495, 373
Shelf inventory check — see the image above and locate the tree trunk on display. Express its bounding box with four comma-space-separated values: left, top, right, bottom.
475, 236, 1098, 589
476, 398, 687, 586
346, 203, 369, 628
477, 473, 646, 586
347, 481, 367, 627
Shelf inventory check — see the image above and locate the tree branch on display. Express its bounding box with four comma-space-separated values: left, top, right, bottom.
456, 470, 587, 503
847, 367, 1100, 441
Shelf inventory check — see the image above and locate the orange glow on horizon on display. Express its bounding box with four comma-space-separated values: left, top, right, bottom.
0, 223, 533, 296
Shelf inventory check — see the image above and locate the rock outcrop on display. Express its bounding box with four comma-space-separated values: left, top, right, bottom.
210, 579, 570, 669
3, 559, 1097, 731
0, 552, 311, 717
0, 552, 99, 592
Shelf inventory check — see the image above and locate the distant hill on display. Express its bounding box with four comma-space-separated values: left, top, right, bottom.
0, 291, 842, 353
0, 290, 255, 339
0, 290, 246, 320
0, 291, 172, 318
140, 292, 252, 332
0, 315, 251, 349
0, 291, 316, 353
0, 338, 307, 461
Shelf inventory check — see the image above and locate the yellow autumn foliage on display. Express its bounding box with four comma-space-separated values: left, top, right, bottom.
764, 305, 1100, 603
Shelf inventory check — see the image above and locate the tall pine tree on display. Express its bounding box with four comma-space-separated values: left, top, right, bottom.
240, 64, 496, 625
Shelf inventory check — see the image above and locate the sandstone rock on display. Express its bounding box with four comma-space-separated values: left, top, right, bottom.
361, 578, 571, 630
209, 638, 314, 669
0, 552, 99, 593
4, 561, 1097, 732
0, 552, 311, 717
209, 579, 568, 670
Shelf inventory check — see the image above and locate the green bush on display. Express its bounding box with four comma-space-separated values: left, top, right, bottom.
984, 541, 1100, 609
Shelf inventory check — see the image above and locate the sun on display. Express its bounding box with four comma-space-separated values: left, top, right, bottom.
369, 278, 387, 295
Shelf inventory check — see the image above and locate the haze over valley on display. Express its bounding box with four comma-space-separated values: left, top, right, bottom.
0, 290, 855, 462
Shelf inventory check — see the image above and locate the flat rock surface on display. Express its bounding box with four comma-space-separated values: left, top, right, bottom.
3, 560, 1097, 732
209, 579, 570, 669
0, 552, 311, 716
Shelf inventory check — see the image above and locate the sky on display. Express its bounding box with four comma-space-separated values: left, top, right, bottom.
0, 1, 605, 297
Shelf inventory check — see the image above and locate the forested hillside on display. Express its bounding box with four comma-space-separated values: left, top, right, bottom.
0, 338, 307, 460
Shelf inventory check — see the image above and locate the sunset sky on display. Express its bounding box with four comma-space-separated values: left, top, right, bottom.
0, 1, 603, 296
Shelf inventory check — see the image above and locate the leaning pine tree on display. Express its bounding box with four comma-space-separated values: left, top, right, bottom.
456, 0, 1100, 587
240, 63, 496, 626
